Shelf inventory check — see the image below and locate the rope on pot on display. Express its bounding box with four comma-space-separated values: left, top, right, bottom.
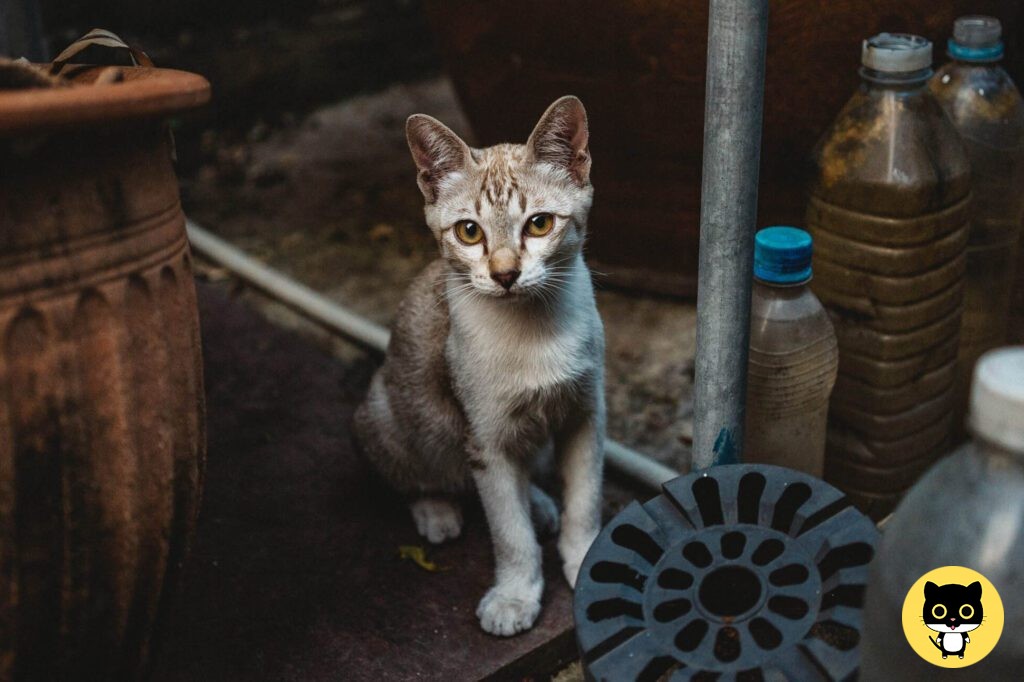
50, 28, 153, 77
1, 28, 151, 89
52, 28, 157, 86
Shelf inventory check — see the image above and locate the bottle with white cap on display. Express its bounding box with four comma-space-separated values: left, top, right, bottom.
860, 346, 1024, 679
806, 33, 970, 519
744, 226, 837, 476
930, 16, 1024, 442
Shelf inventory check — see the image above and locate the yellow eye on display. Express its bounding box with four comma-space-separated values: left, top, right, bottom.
932, 604, 947, 619
525, 213, 555, 237
960, 604, 974, 619
454, 220, 484, 245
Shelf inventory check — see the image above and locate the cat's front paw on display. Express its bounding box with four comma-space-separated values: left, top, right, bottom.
476, 585, 542, 636
559, 527, 599, 588
410, 497, 463, 544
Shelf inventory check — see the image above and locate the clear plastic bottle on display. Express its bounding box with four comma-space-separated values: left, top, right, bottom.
930, 16, 1024, 441
744, 227, 838, 476
860, 346, 1024, 680
807, 34, 971, 519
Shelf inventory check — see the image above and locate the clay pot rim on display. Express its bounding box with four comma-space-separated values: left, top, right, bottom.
0, 64, 210, 136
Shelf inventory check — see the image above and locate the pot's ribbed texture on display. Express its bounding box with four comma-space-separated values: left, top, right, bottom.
0, 67, 208, 680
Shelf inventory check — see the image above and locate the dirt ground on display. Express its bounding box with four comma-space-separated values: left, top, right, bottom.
182, 75, 698, 472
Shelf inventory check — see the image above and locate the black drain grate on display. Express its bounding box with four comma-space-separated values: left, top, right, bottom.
574, 464, 879, 681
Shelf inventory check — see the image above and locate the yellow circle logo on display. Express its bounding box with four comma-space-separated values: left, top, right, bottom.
901, 566, 1004, 668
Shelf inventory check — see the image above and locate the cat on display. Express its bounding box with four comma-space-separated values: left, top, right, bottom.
923, 580, 983, 659
353, 96, 606, 636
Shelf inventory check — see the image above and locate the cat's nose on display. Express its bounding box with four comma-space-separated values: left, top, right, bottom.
491, 269, 520, 290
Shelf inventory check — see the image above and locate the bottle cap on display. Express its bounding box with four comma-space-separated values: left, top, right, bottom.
949, 16, 1004, 62
754, 227, 812, 284
862, 33, 932, 73
968, 346, 1024, 452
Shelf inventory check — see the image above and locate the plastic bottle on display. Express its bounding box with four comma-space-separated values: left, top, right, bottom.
930, 16, 1024, 441
744, 227, 838, 476
806, 33, 970, 519
860, 346, 1024, 680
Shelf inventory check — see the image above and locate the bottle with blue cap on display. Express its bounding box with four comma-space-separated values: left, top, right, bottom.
744, 227, 837, 477
930, 16, 1024, 442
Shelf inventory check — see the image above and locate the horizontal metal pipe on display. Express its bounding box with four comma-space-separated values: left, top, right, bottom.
692, 0, 769, 469
604, 440, 678, 487
187, 222, 391, 352
186, 220, 680, 492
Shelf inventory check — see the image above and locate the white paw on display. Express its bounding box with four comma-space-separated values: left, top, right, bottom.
410, 497, 463, 544
530, 486, 560, 537
559, 528, 598, 588
476, 584, 543, 636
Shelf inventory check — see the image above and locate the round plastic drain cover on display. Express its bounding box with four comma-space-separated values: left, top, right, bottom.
574, 464, 879, 681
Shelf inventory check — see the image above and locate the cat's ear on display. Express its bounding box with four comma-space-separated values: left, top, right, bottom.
406, 114, 472, 203
527, 95, 591, 186
925, 581, 939, 599
967, 581, 982, 599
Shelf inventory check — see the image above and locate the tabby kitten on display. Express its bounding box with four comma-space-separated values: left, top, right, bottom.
354, 96, 605, 636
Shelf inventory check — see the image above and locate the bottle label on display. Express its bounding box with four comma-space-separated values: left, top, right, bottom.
900, 566, 1004, 668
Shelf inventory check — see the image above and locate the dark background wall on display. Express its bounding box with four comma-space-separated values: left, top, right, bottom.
24, 0, 1024, 295
37, 0, 442, 131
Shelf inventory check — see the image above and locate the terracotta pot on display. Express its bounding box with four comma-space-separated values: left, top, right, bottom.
0, 65, 209, 679
423, 0, 1023, 296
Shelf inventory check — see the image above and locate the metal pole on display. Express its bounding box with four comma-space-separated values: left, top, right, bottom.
186, 221, 681, 492
691, 0, 768, 469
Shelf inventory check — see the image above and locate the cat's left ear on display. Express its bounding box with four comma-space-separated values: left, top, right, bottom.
527, 95, 591, 186
967, 581, 982, 599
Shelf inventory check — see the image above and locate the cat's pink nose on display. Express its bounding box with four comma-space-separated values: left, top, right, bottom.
491, 269, 520, 290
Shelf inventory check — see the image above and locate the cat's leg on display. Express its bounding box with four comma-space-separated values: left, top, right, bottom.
473, 452, 543, 636
555, 400, 605, 588
357, 372, 466, 544
410, 496, 463, 544
530, 484, 560, 537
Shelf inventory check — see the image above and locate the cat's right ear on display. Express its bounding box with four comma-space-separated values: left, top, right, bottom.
527, 95, 591, 186
406, 114, 471, 203
924, 581, 939, 599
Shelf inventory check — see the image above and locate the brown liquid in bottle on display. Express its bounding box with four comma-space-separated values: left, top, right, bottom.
929, 17, 1024, 441
806, 34, 970, 519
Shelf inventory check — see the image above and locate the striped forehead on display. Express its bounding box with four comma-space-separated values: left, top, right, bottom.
472, 144, 529, 217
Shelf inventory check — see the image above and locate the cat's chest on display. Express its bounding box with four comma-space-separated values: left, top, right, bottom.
457, 325, 591, 393
942, 632, 964, 650
447, 308, 597, 402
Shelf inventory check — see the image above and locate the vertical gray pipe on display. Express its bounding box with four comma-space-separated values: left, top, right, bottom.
691, 0, 769, 469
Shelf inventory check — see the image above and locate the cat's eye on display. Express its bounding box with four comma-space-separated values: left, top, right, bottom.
525, 213, 555, 237
932, 604, 947, 619
960, 604, 974, 619
454, 220, 484, 245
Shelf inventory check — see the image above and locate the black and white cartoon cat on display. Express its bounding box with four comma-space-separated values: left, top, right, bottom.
923, 581, 984, 659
